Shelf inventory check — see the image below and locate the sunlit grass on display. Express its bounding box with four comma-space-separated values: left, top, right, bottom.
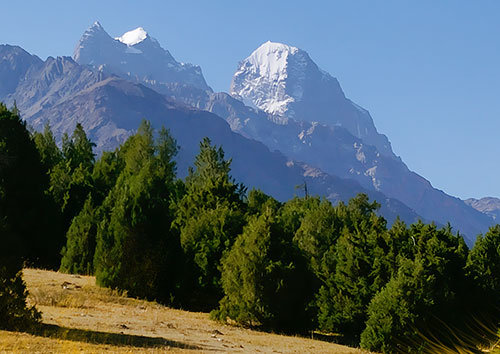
2, 268, 363, 353
17, 268, 500, 353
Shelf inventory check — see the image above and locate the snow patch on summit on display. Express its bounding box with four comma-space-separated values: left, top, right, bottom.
74, 22, 211, 91
230, 41, 309, 117
116, 27, 148, 46
244, 41, 298, 81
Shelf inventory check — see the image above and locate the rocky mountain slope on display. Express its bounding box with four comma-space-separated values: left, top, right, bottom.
230, 41, 394, 158
0, 45, 43, 97
226, 41, 494, 241
465, 197, 500, 222
74, 22, 211, 92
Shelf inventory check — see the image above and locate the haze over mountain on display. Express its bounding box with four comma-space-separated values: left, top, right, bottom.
0, 22, 496, 243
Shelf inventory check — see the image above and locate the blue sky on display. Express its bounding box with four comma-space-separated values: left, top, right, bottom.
2, 1, 499, 199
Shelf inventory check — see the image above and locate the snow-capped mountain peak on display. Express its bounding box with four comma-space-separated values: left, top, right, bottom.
91, 21, 104, 29
246, 41, 299, 79
73, 22, 211, 91
231, 41, 312, 116
116, 27, 148, 46
231, 41, 396, 158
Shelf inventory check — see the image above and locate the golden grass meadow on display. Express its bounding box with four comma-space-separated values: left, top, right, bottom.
0, 268, 364, 353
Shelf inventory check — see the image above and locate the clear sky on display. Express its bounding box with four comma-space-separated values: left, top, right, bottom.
2, 1, 499, 199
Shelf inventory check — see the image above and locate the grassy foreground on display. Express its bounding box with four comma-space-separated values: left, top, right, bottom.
0, 269, 363, 353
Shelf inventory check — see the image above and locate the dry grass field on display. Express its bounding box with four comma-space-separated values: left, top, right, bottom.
0, 268, 364, 353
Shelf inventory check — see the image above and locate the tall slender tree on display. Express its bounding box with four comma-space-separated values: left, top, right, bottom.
94, 121, 182, 302
48, 123, 96, 236
174, 138, 247, 310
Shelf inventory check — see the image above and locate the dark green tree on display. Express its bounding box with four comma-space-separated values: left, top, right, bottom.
92, 149, 125, 205
174, 138, 247, 310
466, 225, 500, 296
463, 225, 500, 338
0, 104, 62, 268
62, 123, 95, 171
247, 189, 281, 216
0, 217, 40, 330
383, 218, 414, 276
361, 222, 470, 352
213, 207, 313, 332
94, 121, 181, 302
316, 194, 388, 341
60, 195, 98, 275
294, 198, 340, 276
0, 104, 41, 329
33, 123, 63, 173
49, 124, 95, 236
360, 258, 426, 353
279, 196, 321, 236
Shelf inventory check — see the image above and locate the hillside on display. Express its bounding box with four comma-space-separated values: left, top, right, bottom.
0, 269, 362, 353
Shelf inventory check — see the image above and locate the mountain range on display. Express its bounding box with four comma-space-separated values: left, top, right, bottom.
465, 197, 500, 221
0, 22, 496, 244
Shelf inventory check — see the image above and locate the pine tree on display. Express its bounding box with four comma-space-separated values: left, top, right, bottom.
279, 197, 321, 236
62, 123, 95, 171
464, 225, 500, 347
316, 194, 388, 340
0, 105, 41, 329
293, 198, 340, 276
360, 259, 426, 353
94, 121, 181, 302
49, 124, 95, 236
0, 215, 40, 330
60, 196, 97, 275
361, 222, 470, 352
0, 103, 63, 268
33, 123, 63, 172
174, 137, 247, 310
213, 207, 313, 332
0, 222, 41, 329
466, 225, 500, 296
92, 150, 125, 205
247, 189, 281, 216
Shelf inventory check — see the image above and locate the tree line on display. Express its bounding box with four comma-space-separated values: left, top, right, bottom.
1, 103, 500, 352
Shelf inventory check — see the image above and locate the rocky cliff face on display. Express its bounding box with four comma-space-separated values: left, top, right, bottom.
9, 56, 105, 119
0, 45, 43, 97
230, 41, 394, 158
